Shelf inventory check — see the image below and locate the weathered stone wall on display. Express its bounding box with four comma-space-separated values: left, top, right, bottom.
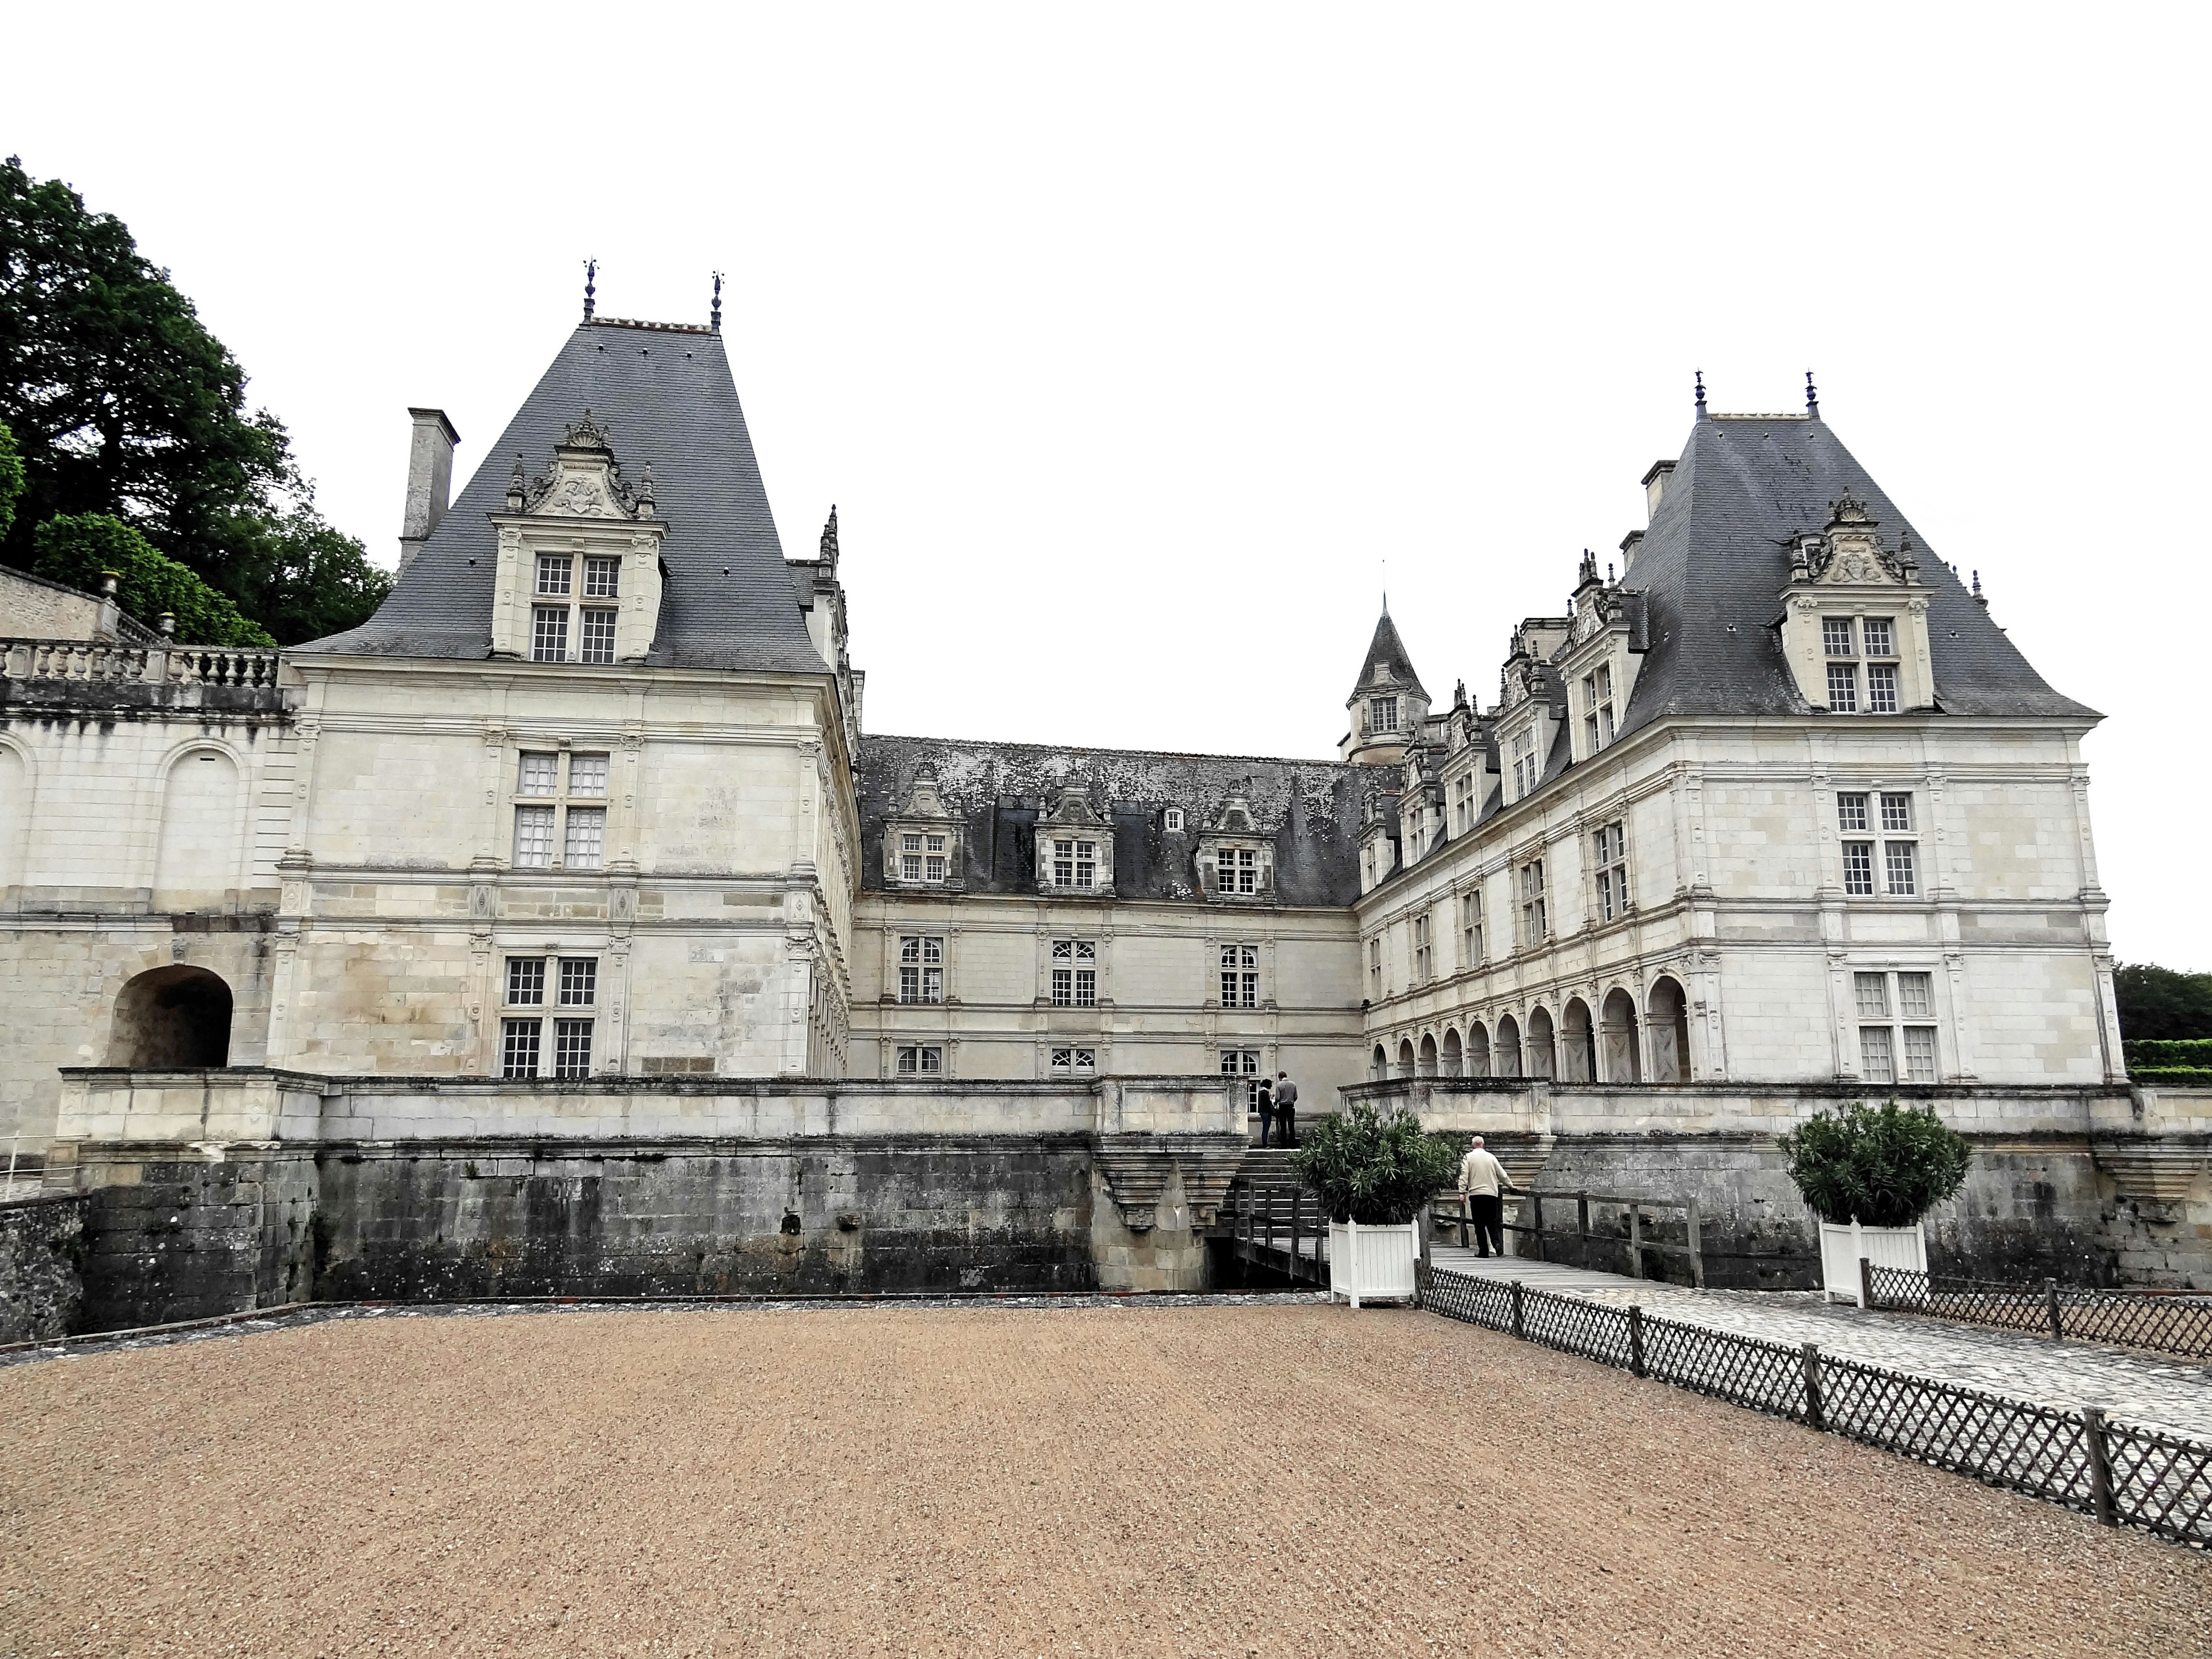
74, 1151, 317, 1331
0, 1194, 87, 1342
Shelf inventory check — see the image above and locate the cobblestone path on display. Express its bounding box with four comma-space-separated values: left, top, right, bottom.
1531, 1272, 2212, 1437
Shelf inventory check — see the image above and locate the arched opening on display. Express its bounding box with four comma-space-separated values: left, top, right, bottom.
1465, 1022, 1491, 1078
1559, 997, 1596, 1082
1441, 1028, 1463, 1078
1494, 1015, 1522, 1078
1648, 976, 1692, 1083
1370, 1043, 1388, 1082
1527, 1005, 1556, 1078
1416, 1033, 1438, 1078
1395, 1038, 1416, 1079
1601, 987, 1642, 1083
108, 965, 233, 1068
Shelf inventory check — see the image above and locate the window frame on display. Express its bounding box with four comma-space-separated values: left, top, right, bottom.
499, 951, 600, 1079
1852, 968, 1941, 1084
512, 748, 613, 873
1459, 887, 1484, 968
1050, 940, 1098, 1007
897, 935, 946, 1005
895, 1044, 945, 1076
1517, 857, 1547, 949
1219, 943, 1259, 1009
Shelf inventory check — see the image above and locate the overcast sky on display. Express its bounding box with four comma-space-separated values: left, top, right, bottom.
12, 3, 2207, 965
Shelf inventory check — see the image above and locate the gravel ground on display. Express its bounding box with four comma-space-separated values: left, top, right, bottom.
2, 1302, 2207, 1658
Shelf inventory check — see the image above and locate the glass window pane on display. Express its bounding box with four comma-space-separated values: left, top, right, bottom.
501, 1018, 541, 1080
579, 608, 618, 664
518, 752, 559, 796
506, 957, 545, 1005
1826, 662, 1858, 711
1903, 1026, 1938, 1082
1885, 841, 1918, 895
513, 805, 554, 867
1897, 972, 1933, 1018
553, 1018, 593, 1079
1859, 1025, 1894, 1084
1854, 972, 1889, 1018
583, 556, 620, 597
1823, 618, 1855, 657
558, 959, 596, 1006
564, 806, 605, 869
1881, 793, 1914, 832
531, 605, 569, 662
1862, 617, 1894, 657
535, 554, 571, 596
568, 753, 609, 796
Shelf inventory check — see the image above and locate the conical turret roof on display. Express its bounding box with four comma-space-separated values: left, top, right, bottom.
1351, 608, 1426, 700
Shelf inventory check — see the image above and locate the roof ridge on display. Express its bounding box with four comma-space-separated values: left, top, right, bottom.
587, 316, 715, 336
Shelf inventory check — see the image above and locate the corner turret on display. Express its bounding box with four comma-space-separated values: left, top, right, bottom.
1340, 608, 1429, 766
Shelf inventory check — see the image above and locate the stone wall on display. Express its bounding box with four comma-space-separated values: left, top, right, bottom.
49, 1071, 1248, 1327
0, 1194, 87, 1342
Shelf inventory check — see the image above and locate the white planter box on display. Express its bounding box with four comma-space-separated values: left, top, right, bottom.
1819, 1218, 1928, 1304
1328, 1219, 1419, 1306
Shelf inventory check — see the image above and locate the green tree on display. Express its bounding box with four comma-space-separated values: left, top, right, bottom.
0, 156, 388, 642
1779, 1100, 1971, 1229
2113, 963, 2212, 1041
32, 513, 272, 647
0, 418, 22, 539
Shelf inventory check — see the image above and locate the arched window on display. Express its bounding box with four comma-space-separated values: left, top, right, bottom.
1527, 1006, 1556, 1078
108, 966, 233, 1068
1465, 1022, 1491, 1078
1495, 1015, 1522, 1078
1441, 1028, 1463, 1078
1648, 977, 1692, 1083
1396, 1038, 1416, 1078
1601, 988, 1642, 1083
1559, 998, 1596, 1082
1417, 1033, 1438, 1077
1370, 1043, 1388, 1082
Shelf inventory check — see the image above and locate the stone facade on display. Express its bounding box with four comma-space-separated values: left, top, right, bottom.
2, 310, 2202, 1314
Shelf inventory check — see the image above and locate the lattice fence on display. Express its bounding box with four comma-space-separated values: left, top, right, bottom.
1423, 1266, 2212, 1547
1866, 1265, 2212, 1362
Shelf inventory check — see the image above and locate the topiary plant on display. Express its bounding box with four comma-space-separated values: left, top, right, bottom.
1292, 1102, 1463, 1225
1779, 1099, 1971, 1228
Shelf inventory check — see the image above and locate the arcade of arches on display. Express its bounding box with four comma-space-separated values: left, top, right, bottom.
1369, 976, 1694, 1083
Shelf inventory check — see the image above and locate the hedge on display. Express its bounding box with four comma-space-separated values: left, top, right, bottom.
2122, 1038, 2212, 1069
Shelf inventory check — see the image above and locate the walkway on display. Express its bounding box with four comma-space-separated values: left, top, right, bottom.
1433, 1249, 2212, 1440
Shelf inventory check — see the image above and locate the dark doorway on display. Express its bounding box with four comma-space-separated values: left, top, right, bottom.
108, 966, 233, 1067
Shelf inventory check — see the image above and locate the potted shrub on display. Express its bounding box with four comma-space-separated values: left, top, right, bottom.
1779, 1100, 1971, 1302
1293, 1103, 1461, 1306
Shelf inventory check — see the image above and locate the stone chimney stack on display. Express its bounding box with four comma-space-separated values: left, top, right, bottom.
397, 408, 461, 574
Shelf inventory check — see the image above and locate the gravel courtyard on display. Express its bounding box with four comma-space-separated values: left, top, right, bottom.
2, 1302, 2206, 1658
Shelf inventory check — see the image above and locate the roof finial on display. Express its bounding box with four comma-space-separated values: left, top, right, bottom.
582, 258, 597, 321
1381, 556, 1388, 616
1972, 569, 1987, 608
710, 270, 724, 333
1805, 369, 1820, 419
820, 505, 839, 563
1694, 369, 1707, 416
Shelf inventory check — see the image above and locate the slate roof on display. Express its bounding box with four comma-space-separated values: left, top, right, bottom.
299, 321, 830, 673
1615, 413, 2094, 736
1353, 610, 1427, 699
857, 734, 1378, 906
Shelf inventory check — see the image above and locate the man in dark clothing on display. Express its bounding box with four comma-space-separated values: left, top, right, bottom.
1255, 1075, 1274, 1147
1274, 1071, 1298, 1147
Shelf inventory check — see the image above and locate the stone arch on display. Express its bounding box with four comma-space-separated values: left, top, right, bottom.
1559, 996, 1596, 1082
1370, 1043, 1389, 1082
1494, 1014, 1522, 1078
1441, 1027, 1463, 1078
1648, 975, 1692, 1083
1416, 1032, 1438, 1078
154, 747, 242, 902
1601, 987, 1642, 1083
1527, 1004, 1556, 1078
1465, 1021, 1491, 1078
1396, 1037, 1416, 1078
108, 965, 233, 1068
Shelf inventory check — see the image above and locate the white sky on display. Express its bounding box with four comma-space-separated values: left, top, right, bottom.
13, 3, 2208, 966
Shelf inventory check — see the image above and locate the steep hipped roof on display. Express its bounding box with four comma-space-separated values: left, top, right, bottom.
1352, 609, 1427, 700
1616, 414, 2094, 736
300, 320, 830, 673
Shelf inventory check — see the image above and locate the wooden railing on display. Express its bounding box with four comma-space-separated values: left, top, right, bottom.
1230, 1180, 1328, 1285
1433, 1187, 1706, 1287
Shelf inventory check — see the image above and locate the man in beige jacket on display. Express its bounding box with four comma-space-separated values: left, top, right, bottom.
1455, 1135, 1516, 1257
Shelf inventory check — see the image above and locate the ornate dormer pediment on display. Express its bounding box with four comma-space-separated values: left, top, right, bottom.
884, 763, 965, 892
1036, 784, 1115, 897
512, 414, 658, 521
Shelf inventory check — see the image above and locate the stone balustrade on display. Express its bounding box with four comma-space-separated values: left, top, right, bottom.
0, 637, 290, 712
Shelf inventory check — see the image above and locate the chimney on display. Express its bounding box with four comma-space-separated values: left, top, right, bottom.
398, 407, 462, 574
1641, 460, 1675, 523
1619, 529, 1644, 574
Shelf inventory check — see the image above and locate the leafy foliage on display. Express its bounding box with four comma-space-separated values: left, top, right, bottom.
1291, 1103, 1462, 1225
2114, 964, 2212, 1041
0, 418, 22, 539
2124, 1038, 2212, 1069
1779, 1100, 1971, 1229
32, 513, 271, 647
0, 156, 386, 642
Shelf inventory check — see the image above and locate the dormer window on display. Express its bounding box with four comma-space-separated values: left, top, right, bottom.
1052, 838, 1098, 889
1581, 662, 1615, 755
1511, 728, 1538, 799
584, 556, 620, 598
1827, 661, 1859, 712
1370, 696, 1399, 734
1163, 807, 1184, 832
1219, 847, 1256, 893
537, 555, 572, 596
1450, 772, 1477, 834
1824, 618, 1855, 657
899, 833, 950, 882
